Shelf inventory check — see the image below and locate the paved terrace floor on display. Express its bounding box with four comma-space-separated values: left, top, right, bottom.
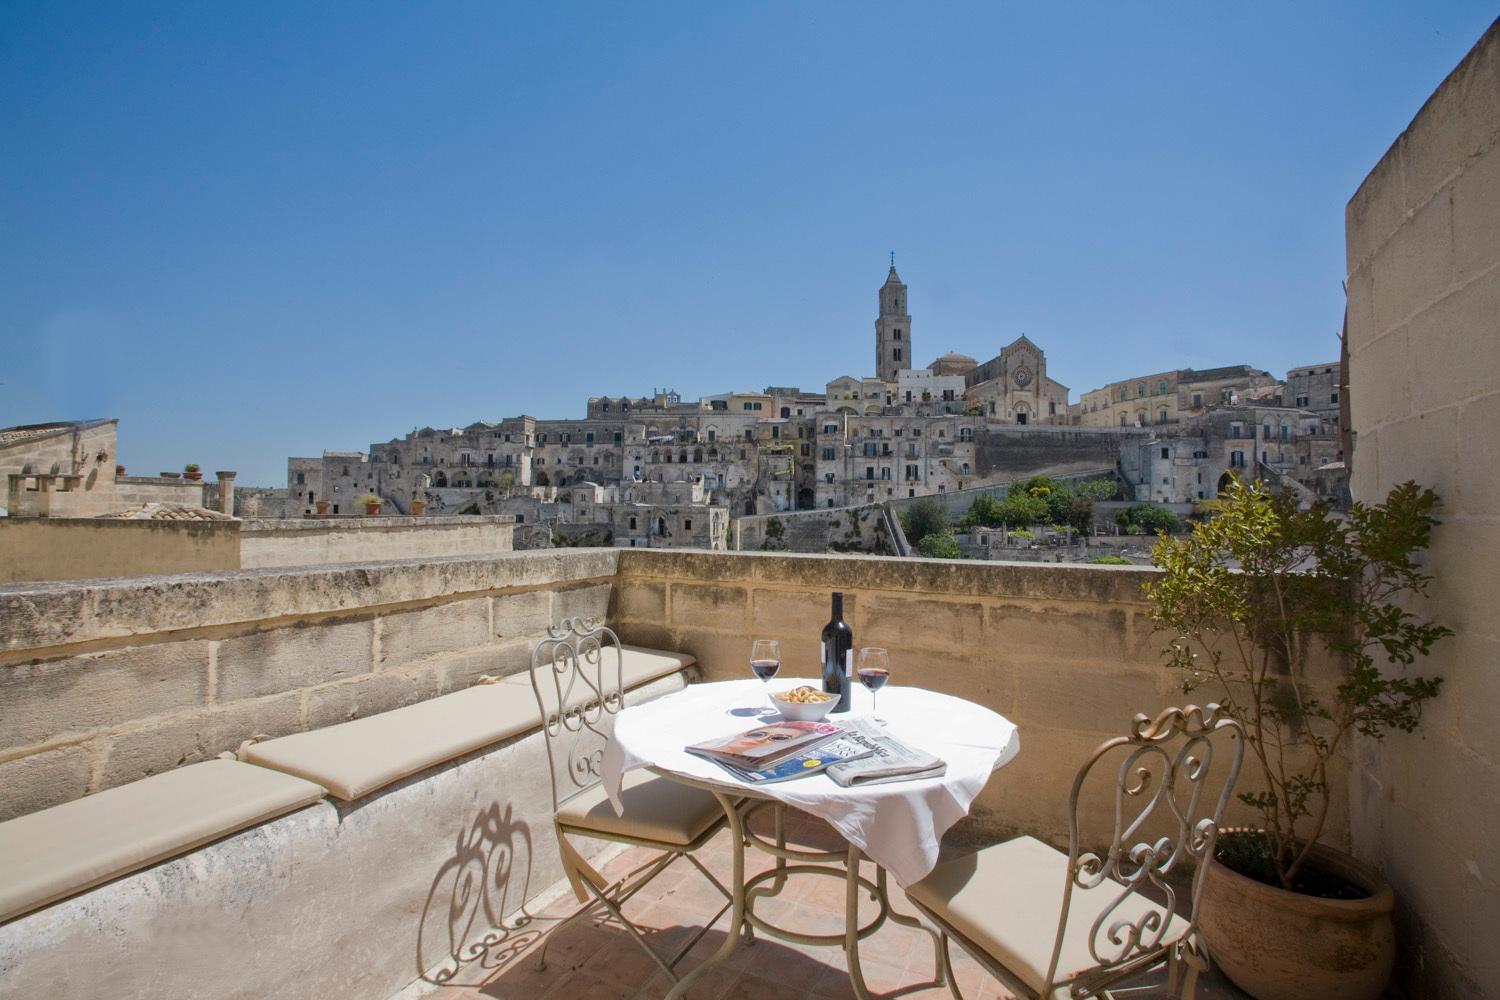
419, 808, 1273, 1000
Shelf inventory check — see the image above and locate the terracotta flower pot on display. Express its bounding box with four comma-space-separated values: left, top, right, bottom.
363, 501, 382, 516
184, 471, 203, 481
1200, 840, 1394, 1000
315, 500, 331, 515
409, 499, 427, 516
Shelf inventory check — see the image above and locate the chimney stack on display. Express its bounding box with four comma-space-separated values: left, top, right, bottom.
215, 471, 237, 516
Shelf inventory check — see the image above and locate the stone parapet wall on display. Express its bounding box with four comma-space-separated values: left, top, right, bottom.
0, 517, 241, 583
0, 550, 618, 820
610, 549, 1347, 848
239, 514, 516, 568
1344, 20, 1500, 998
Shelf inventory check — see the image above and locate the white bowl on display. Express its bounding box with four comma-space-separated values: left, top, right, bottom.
770, 687, 838, 722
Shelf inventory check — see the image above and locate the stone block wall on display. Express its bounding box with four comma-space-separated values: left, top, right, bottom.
0, 550, 618, 820
0, 517, 242, 583
238, 514, 515, 568
1344, 19, 1500, 998
734, 504, 891, 553
610, 549, 1347, 848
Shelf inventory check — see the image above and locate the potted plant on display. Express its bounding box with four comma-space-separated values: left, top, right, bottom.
183, 463, 203, 481
358, 494, 382, 516
409, 497, 427, 516
314, 499, 331, 515
1146, 478, 1450, 1000
115, 464, 125, 476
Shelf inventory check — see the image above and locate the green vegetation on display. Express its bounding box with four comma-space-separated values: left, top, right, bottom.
1086, 554, 1131, 565
1009, 529, 1035, 541
916, 530, 962, 559
184, 463, 200, 473
1115, 503, 1180, 536
960, 476, 1117, 533
1146, 478, 1451, 891
900, 498, 949, 546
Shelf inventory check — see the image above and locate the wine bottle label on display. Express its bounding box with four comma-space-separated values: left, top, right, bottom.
845, 648, 853, 678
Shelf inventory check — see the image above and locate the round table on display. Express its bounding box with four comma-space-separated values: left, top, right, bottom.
602, 678, 1020, 1000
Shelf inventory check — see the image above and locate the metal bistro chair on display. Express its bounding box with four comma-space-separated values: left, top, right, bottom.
530, 618, 732, 979
904, 705, 1245, 1000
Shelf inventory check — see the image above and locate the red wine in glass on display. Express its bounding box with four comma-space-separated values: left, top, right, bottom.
751, 658, 781, 681
856, 647, 891, 724
750, 640, 781, 684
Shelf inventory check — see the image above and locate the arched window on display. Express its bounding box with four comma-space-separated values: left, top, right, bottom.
1158, 408, 1168, 424
656, 517, 667, 536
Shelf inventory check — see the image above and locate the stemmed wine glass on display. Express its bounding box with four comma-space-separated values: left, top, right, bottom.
856, 647, 891, 725
750, 639, 781, 687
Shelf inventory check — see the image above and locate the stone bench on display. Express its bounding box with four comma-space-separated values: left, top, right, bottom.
0, 643, 693, 936
243, 645, 695, 800
0, 760, 325, 924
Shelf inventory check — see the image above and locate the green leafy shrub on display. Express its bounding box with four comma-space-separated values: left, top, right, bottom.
901, 498, 949, 544
1116, 503, 1180, 535
1086, 554, 1131, 565
916, 530, 962, 559
1146, 478, 1451, 891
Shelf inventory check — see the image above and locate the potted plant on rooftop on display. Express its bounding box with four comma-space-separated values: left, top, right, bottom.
183, 463, 202, 481
1146, 478, 1450, 1000
358, 493, 383, 516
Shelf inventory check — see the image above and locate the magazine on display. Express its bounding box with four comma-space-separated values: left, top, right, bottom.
710, 732, 875, 784
685, 721, 841, 769
825, 721, 947, 787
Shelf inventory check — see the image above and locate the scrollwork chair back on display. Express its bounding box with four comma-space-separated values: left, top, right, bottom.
1047, 704, 1245, 997
529, 618, 625, 812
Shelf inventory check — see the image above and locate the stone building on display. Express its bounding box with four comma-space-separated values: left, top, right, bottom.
1283, 361, 1343, 428
961, 336, 1071, 425
1076, 365, 1279, 428
2, 419, 223, 518
874, 262, 911, 381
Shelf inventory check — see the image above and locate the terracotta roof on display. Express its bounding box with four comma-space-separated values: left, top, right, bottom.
96, 503, 236, 522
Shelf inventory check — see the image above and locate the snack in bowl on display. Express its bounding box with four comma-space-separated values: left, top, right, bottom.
770, 685, 838, 722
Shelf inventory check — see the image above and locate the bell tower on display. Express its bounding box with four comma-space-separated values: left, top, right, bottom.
875, 254, 910, 382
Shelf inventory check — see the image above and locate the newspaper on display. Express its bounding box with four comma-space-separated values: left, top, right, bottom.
712, 732, 874, 784
825, 720, 947, 787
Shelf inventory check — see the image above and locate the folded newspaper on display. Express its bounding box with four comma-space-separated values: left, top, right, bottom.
825, 720, 947, 787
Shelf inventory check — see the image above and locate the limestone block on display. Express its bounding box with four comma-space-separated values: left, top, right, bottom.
668, 583, 749, 632
750, 587, 858, 637
982, 602, 1128, 667
1399, 29, 1500, 212
619, 548, 755, 582
99, 691, 302, 789
0, 745, 92, 822
379, 598, 491, 669
1346, 142, 1408, 274
1344, 267, 1379, 348
1369, 192, 1456, 336
434, 640, 534, 692
612, 621, 676, 658
612, 579, 665, 624
489, 589, 552, 641
1452, 142, 1500, 285
1457, 392, 1500, 516
1012, 661, 1163, 735
1347, 326, 1411, 432
858, 595, 982, 654
0, 549, 621, 654
215, 620, 373, 703
303, 666, 442, 729
0, 641, 209, 751
1409, 277, 1500, 413
1367, 408, 1460, 498
550, 583, 612, 626
670, 627, 754, 682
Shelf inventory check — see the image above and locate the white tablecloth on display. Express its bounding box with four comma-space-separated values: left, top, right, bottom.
602, 678, 1020, 887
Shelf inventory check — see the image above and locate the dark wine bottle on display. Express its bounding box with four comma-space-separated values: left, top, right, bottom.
821, 591, 853, 713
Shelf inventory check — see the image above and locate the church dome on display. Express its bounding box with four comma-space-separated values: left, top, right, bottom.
928, 352, 978, 376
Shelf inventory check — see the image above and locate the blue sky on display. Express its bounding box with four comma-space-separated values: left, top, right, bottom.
3, 3, 1495, 485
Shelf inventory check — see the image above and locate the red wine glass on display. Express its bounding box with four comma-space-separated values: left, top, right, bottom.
856, 647, 891, 724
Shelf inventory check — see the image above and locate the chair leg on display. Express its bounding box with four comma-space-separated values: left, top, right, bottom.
939, 933, 967, 1000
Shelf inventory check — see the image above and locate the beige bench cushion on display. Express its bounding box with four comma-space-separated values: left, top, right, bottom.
500, 644, 696, 714
904, 835, 1180, 993
557, 769, 723, 847
0, 760, 325, 925
246, 645, 695, 802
